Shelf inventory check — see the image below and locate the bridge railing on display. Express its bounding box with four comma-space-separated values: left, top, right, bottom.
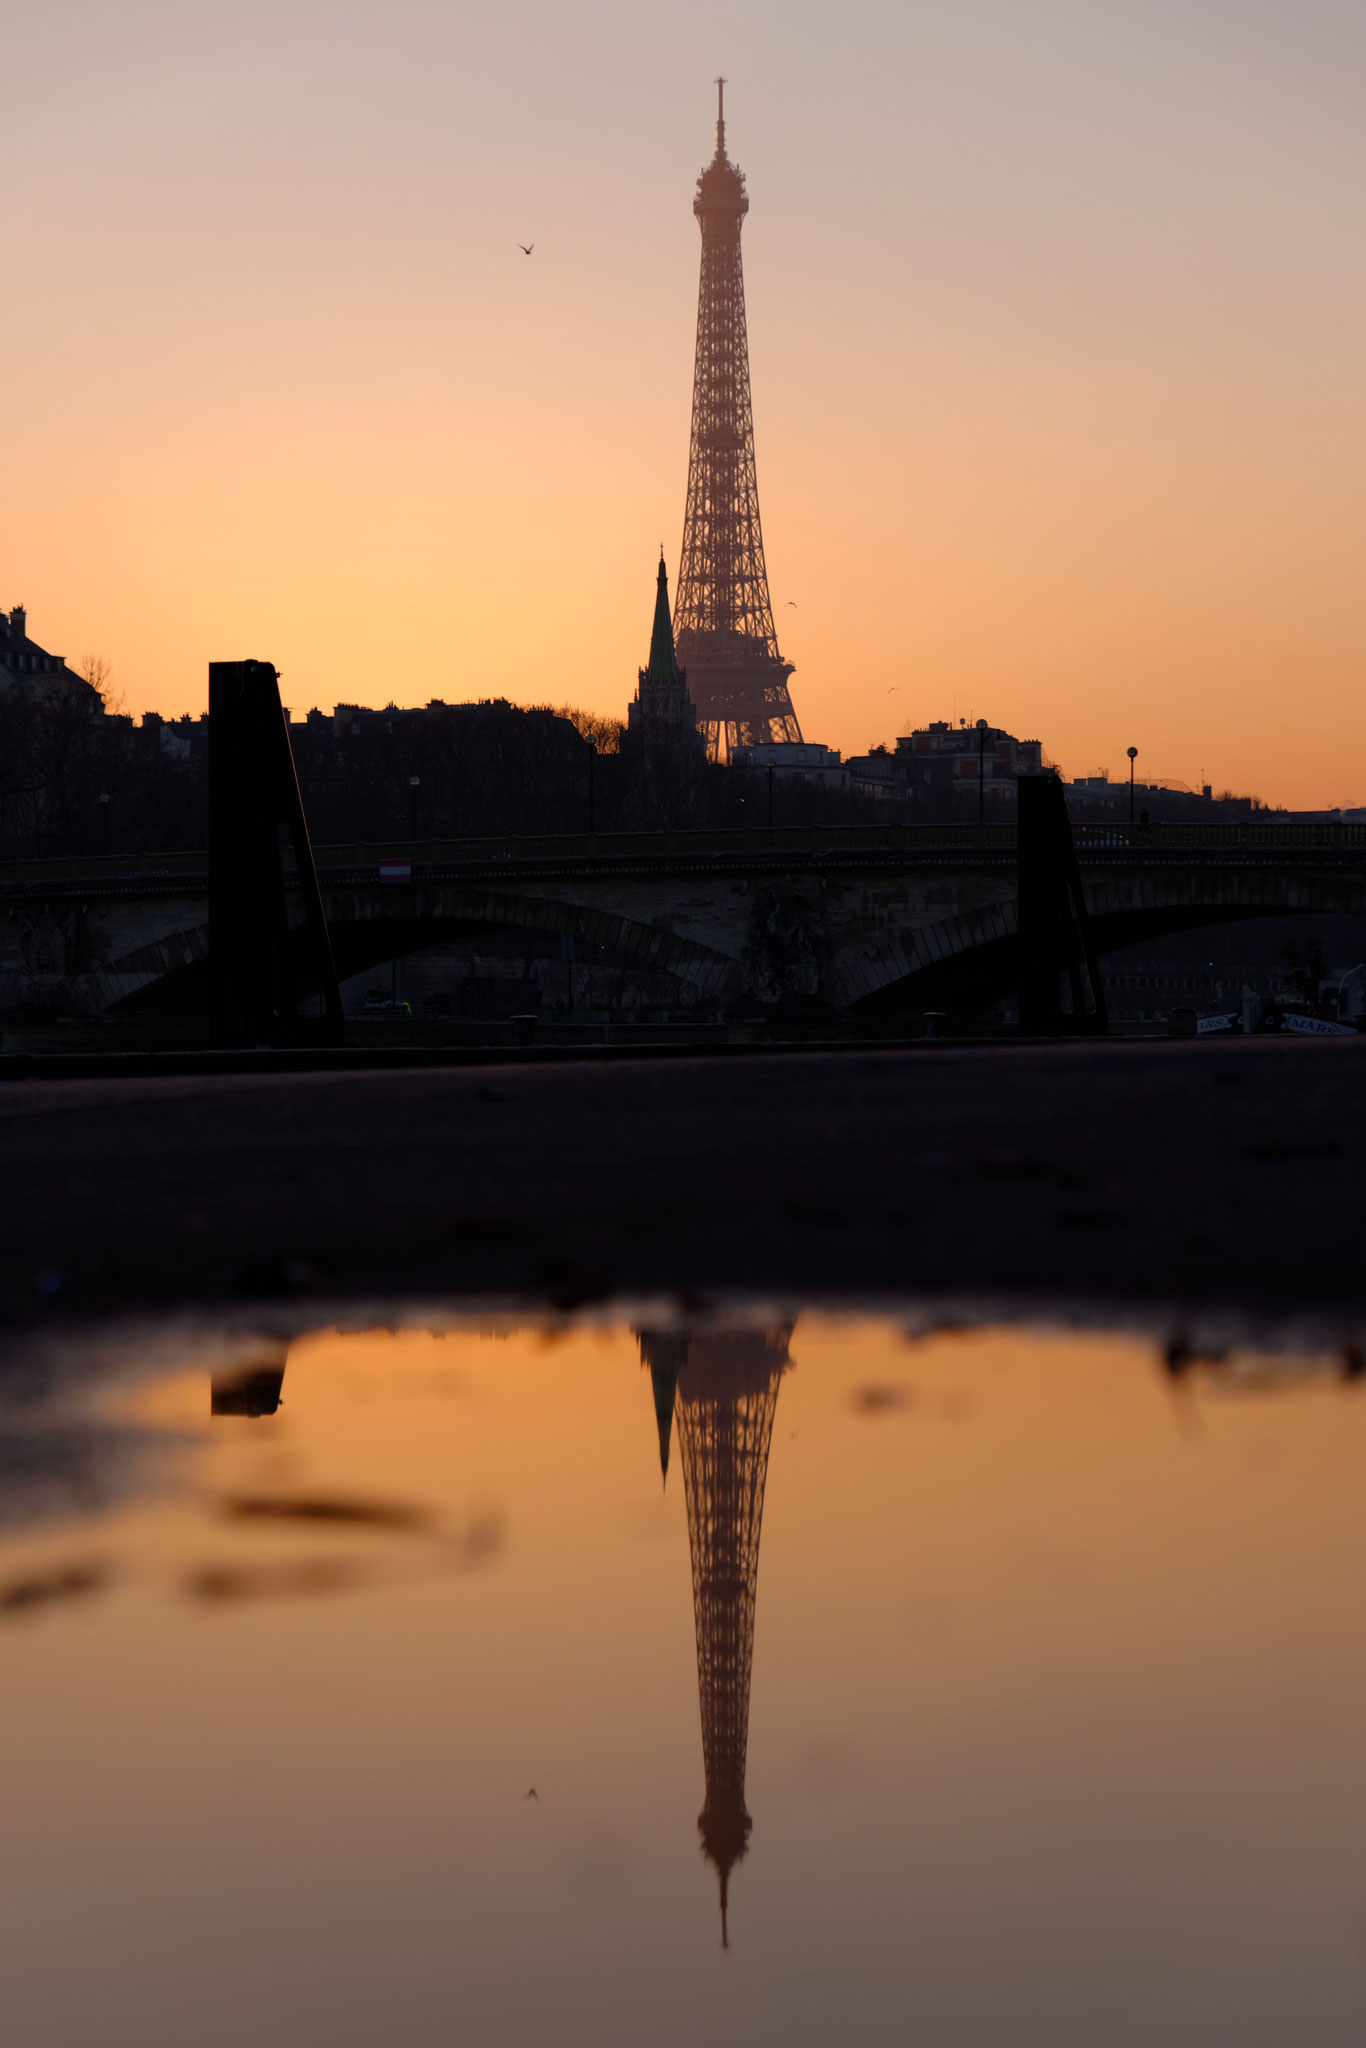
0, 849, 209, 885
1072, 822, 1366, 849
309, 823, 1026, 867
4, 818, 1366, 887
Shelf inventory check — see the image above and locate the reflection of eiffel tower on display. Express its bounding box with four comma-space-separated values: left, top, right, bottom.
638, 1324, 791, 1945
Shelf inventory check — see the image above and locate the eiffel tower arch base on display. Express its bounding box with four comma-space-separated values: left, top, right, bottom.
682, 659, 803, 759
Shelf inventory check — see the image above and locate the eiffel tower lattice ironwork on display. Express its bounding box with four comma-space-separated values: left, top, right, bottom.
641, 1323, 790, 1945
674, 81, 801, 760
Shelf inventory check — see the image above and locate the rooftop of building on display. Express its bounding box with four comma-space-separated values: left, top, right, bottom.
1, 606, 66, 670
0, 605, 102, 700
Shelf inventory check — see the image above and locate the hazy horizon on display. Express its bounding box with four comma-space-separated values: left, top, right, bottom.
4, 0, 1364, 807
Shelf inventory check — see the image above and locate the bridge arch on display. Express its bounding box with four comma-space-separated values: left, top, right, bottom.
318, 884, 741, 999
836, 866, 1366, 1013
101, 888, 743, 1011
74, 850, 1366, 1019
96, 923, 210, 1011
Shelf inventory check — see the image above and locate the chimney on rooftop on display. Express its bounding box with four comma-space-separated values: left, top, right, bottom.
10, 606, 26, 637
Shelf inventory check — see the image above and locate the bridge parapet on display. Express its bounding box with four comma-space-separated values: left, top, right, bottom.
1073, 821, 1366, 851
4, 818, 1365, 893
0, 850, 208, 887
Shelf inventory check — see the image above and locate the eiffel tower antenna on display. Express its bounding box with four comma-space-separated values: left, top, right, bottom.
674, 1325, 791, 1945
674, 87, 801, 761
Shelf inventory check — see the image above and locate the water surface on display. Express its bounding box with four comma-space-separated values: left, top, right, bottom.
2, 1311, 1364, 2046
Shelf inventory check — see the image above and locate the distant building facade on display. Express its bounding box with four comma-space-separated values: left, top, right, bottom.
894, 720, 1044, 804
729, 741, 846, 790
1063, 771, 1261, 823
832, 721, 1045, 810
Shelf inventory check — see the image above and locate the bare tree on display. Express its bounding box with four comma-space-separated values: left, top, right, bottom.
77, 653, 125, 715
553, 704, 625, 755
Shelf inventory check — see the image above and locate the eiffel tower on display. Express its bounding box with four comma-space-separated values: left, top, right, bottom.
674, 82, 802, 760
639, 1322, 791, 1944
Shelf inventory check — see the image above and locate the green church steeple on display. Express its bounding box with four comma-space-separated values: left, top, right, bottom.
646, 550, 683, 684
628, 552, 701, 744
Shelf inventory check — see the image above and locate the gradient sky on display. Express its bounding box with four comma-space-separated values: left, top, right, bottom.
4, 0, 1364, 806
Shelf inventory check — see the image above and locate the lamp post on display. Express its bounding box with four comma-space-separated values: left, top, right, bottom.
976, 718, 989, 824
767, 762, 774, 830
408, 774, 420, 839
587, 742, 596, 835
1127, 746, 1138, 825
98, 790, 110, 854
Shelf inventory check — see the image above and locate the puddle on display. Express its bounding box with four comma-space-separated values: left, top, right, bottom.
2, 1308, 1366, 2045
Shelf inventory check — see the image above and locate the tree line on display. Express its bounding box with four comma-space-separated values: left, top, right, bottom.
0, 690, 889, 861
0, 678, 1277, 864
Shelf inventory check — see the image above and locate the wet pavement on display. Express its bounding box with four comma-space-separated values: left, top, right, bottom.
1, 1036, 1363, 1323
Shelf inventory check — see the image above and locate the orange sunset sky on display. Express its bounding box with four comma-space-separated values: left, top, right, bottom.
4, 0, 1364, 809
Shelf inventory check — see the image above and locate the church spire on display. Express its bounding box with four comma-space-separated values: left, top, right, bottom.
637, 1329, 686, 1484
627, 554, 701, 744
646, 551, 683, 684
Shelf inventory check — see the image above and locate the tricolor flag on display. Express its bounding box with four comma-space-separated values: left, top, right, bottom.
379, 859, 411, 884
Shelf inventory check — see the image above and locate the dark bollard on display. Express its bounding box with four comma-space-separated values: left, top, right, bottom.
209, 659, 344, 1048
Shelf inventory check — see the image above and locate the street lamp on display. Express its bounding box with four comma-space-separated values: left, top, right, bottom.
1126, 746, 1138, 825
407, 774, 421, 839
976, 718, 989, 824
98, 790, 110, 854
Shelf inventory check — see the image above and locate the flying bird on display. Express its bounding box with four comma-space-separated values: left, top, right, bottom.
524, 1787, 539, 1801
785, 600, 797, 607
518, 243, 535, 255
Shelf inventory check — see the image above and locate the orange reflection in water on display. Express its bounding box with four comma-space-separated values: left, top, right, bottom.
2, 1317, 1366, 2047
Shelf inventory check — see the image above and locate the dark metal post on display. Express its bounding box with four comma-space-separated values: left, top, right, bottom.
587, 743, 596, 835
977, 719, 988, 823
1127, 745, 1138, 825
1017, 774, 1107, 1037
209, 659, 343, 1049
1017, 777, 1056, 1033
767, 763, 774, 829
408, 774, 421, 838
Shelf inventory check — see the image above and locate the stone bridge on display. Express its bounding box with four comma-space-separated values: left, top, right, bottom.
3, 821, 1366, 1019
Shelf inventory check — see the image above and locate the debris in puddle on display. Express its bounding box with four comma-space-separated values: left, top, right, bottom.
0, 1561, 108, 1617
850, 1384, 913, 1415
218, 1492, 434, 1533
184, 1558, 361, 1603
